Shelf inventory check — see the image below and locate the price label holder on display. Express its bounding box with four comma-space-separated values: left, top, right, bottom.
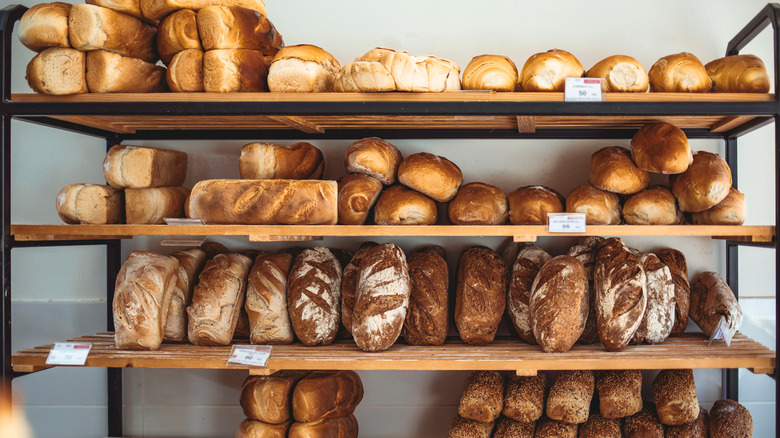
162, 218, 207, 247
547, 213, 587, 233
227, 345, 273, 368
564, 78, 604, 102
45, 342, 92, 366
707, 316, 734, 347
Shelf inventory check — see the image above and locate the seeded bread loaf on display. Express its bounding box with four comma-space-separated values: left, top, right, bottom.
546, 370, 594, 424
502, 373, 547, 423
458, 371, 505, 423
653, 369, 700, 426
596, 370, 643, 419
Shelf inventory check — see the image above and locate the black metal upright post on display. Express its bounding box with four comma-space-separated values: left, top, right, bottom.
1, 114, 11, 392
725, 137, 740, 401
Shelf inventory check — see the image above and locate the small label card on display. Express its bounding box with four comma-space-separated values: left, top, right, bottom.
45, 342, 92, 366
227, 345, 273, 367
564, 78, 604, 102
707, 316, 734, 347
548, 213, 587, 233
162, 218, 207, 247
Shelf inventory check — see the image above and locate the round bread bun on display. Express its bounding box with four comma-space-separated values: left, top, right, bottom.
623, 186, 683, 225
507, 185, 565, 225
586, 55, 649, 92
344, 137, 403, 185
706, 54, 770, 93
268, 44, 341, 92
373, 185, 437, 225
670, 151, 732, 213
566, 185, 622, 225
337, 173, 384, 225
630, 122, 693, 174
649, 52, 712, 92
448, 182, 508, 225
589, 146, 649, 194
709, 399, 752, 438
519, 49, 584, 92
462, 54, 518, 92
689, 187, 745, 225
397, 152, 463, 202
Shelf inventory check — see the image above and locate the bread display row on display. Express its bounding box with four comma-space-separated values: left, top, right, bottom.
448, 369, 752, 438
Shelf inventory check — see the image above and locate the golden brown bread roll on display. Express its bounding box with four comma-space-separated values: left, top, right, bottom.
56, 183, 124, 224
630, 122, 693, 174
337, 173, 383, 225
18, 2, 72, 52
653, 369, 699, 426
589, 146, 649, 194
269, 44, 341, 92
26, 47, 88, 95
586, 55, 649, 92
166, 48, 204, 92
518, 49, 584, 91
706, 54, 770, 93
507, 185, 565, 225
623, 186, 683, 225
709, 399, 752, 438
670, 151, 732, 212
649, 52, 711, 92
458, 371, 505, 423
344, 137, 403, 185
373, 185, 437, 225
85, 50, 167, 93
156, 9, 201, 65
197, 5, 282, 53
68, 3, 158, 63
203, 48, 271, 92
689, 187, 746, 225
462, 54, 518, 92
448, 182, 508, 225
397, 152, 463, 202
239, 142, 324, 180
566, 185, 621, 225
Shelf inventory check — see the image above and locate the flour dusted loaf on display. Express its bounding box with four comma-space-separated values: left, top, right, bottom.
578, 414, 622, 438
622, 402, 665, 437
245, 252, 294, 344
26, 47, 88, 95
666, 406, 709, 438
502, 373, 546, 423
268, 44, 342, 92
623, 186, 683, 225
689, 271, 742, 341
455, 246, 509, 345
340, 242, 377, 336
448, 182, 508, 225
139, 0, 267, 21
653, 369, 699, 426
86, 49, 167, 92
706, 54, 770, 93
630, 122, 693, 174
373, 185, 438, 225
507, 243, 551, 344
507, 185, 565, 225
235, 419, 290, 438
69, 3, 157, 63
493, 416, 534, 438
596, 369, 642, 419
567, 236, 605, 344
18, 2, 72, 52
655, 248, 690, 334
113, 251, 179, 350
458, 371, 505, 423
166, 48, 204, 92
709, 399, 752, 438
197, 5, 282, 52
56, 183, 123, 224
649, 52, 711, 92
546, 370, 594, 424
566, 185, 621, 225
156, 9, 201, 65
187, 252, 252, 345
633, 252, 675, 344
103, 144, 187, 189
288, 415, 358, 438
239, 142, 324, 180
462, 54, 518, 92
690, 187, 746, 225
124, 186, 189, 224
586, 55, 649, 92
287, 248, 342, 346
398, 152, 463, 202
292, 370, 363, 422
589, 146, 649, 194
519, 49, 584, 91
671, 151, 732, 212
403, 245, 449, 345
344, 137, 403, 185
203, 48, 271, 92
163, 248, 206, 341
240, 371, 307, 424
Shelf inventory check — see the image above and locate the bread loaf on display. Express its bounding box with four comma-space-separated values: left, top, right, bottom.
534, 416, 578, 437
166, 48, 204, 92
235, 419, 290, 438
397, 152, 462, 202
186, 179, 337, 225
245, 252, 294, 344
585, 55, 649, 92
689, 271, 742, 341
594, 237, 647, 351
197, 5, 282, 53
103, 144, 187, 189
240, 371, 307, 424
233, 305, 251, 340
203, 48, 271, 92
403, 246, 449, 345
139, 0, 267, 22
530, 255, 588, 353
334, 60, 396, 92
633, 252, 675, 344
292, 370, 363, 422
287, 248, 342, 346
336, 174, 383, 225
589, 146, 649, 194
649, 52, 711, 92
518, 49, 584, 91
458, 371, 505, 423
578, 414, 622, 438
455, 246, 509, 345
462, 54, 518, 92
268, 44, 341, 92
18, 2, 72, 52
288, 415, 358, 438
86, 0, 153, 25
630, 122, 693, 174
566, 185, 621, 225
666, 406, 708, 438
113, 251, 179, 350
86, 50, 167, 93
340, 242, 377, 336
507, 185, 565, 225
352, 243, 411, 352
156, 9, 201, 65
163, 248, 206, 341
373, 185, 438, 225
507, 243, 552, 344
690, 187, 746, 225
448, 182, 508, 225
709, 399, 752, 438
56, 183, 123, 224
655, 248, 690, 335
706, 54, 770, 93
546, 370, 594, 424
567, 236, 605, 344
493, 416, 534, 438
448, 415, 494, 438
653, 369, 699, 425
596, 370, 642, 419
124, 187, 189, 224
344, 137, 403, 185
671, 151, 732, 212
69, 4, 157, 63
622, 402, 664, 437
26, 47, 88, 95
339, 47, 462, 92
623, 186, 683, 225
239, 142, 324, 180
502, 373, 546, 423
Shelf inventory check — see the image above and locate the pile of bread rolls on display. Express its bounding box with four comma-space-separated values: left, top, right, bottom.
448, 369, 752, 438
238, 370, 362, 438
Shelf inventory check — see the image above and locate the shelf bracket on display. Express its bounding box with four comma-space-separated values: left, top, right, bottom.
266, 116, 325, 134
248, 235, 324, 242
515, 369, 537, 377
516, 116, 536, 134
513, 235, 538, 242
249, 368, 279, 376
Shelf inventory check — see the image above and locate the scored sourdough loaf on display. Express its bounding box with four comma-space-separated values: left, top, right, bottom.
403, 245, 449, 346
448, 182, 508, 225
578, 414, 622, 438
709, 399, 752, 438
113, 251, 180, 350
493, 416, 534, 438
507, 185, 565, 225
597, 369, 643, 419
502, 373, 547, 423
649, 52, 711, 92
18, 2, 72, 52
462, 54, 518, 92
340, 242, 377, 335
630, 122, 693, 174
585, 54, 649, 92
288, 415, 358, 438
186, 179, 338, 225
197, 5, 283, 52
235, 419, 290, 438
567, 236, 605, 344
455, 246, 508, 345
458, 371, 505, 423
163, 248, 206, 341
124, 186, 189, 224
26, 47, 88, 95
344, 137, 403, 185
546, 370, 594, 424
187, 252, 253, 345
245, 252, 295, 344
706, 54, 770, 93
623, 186, 684, 225
103, 144, 187, 189
566, 184, 622, 225
167, 48, 204, 92
239, 142, 324, 180
622, 402, 665, 437
518, 49, 584, 91
240, 371, 308, 424
56, 183, 123, 224
655, 248, 690, 334
689, 271, 743, 341
653, 369, 700, 426
139, 0, 267, 21
589, 146, 649, 195
156, 9, 202, 65
68, 3, 158, 63
373, 185, 438, 225
287, 248, 342, 346
397, 152, 463, 202
337, 173, 383, 225
268, 44, 342, 92
633, 252, 675, 344
291, 370, 363, 422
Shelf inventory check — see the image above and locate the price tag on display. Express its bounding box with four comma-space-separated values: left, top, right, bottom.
45, 342, 91, 365
227, 345, 273, 367
162, 218, 207, 246
707, 316, 734, 347
564, 78, 604, 102
547, 213, 587, 233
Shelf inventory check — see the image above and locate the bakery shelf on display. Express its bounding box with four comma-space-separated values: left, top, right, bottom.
11, 333, 775, 376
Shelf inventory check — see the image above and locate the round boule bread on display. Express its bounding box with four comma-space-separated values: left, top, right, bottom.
597, 370, 643, 419
648, 52, 712, 92
630, 122, 693, 174
397, 152, 463, 202
689, 187, 746, 225
462, 54, 518, 92
507, 185, 565, 225
585, 54, 649, 92
670, 151, 732, 212
448, 182, 508, 225
373, 185, 437, 225
623, 186, 683, 225
344, 137, 403, 185
566, 185, 622, 225
709, 399, 752, 438
578, 413, 622, 438
268, 44, 341, 92
337, 173, 383, 225
653, 369, 700, 426
546, 370, 594, 424
502, 373, 547, 423
589, 146, 650, 194
519, 49, 584, 92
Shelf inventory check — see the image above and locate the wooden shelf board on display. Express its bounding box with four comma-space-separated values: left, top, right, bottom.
11, 333, 775, 375
10, 224, 776, 242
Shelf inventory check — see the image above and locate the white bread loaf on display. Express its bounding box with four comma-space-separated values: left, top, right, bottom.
69, 3, 157, 63
166, 48, 204, 92
245, 252, 295, 345
164, 248, 206, 341
26, 47, 88, 95
197, 5, 282, 52
507, 243, 552, 344
113, 251, 180, 350
86, 50, 167, 93
240, 371, 308, 424
268, 44, 341, 92
18, 2, 72, 52
139, 0, 267, 22
239, 142, 324, 180
124, 186, 189, 224
291, 370, 363, 422
287, 248, 342, 346
633, 253, 675, 344
203, 48, 271, 92
86, 0, 152, 24
56, 183, 123, 224
103, 144, 188, 189
156, 9, 201, 65
335, 60, 395, 92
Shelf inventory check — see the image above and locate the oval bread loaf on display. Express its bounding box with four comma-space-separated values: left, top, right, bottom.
507, 243, 552, 344
287, 247, 342, 346
455, 246, 508, 345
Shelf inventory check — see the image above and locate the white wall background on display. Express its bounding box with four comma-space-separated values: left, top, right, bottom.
6, 0, 777, 436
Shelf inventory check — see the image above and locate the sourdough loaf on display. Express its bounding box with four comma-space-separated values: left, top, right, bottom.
566, 236, 605, 344
633, 252, 675, 344
655, 248, 690, 334
245, 252, 295, 344
287, 248, 342, 346
56, 183, 123, 224
163, 248, 206, 341
26, 47, 88, 95
403, 246, 449, 345
689, 271, 743, 341
455, 246, 508, 345
340, 242, 377, 336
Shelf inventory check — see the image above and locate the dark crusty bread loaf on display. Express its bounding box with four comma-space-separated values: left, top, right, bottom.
125, 187, 189, 224
534, 416, 578, 437
448, 415, 494, 438
507, 243, 552, 344
235, 418, 290, 438
653, 369, 699, 426
596, 369, 642, 419
666, 405, 708, 438
164, 248, 206, 341
340, 242, 377, 335
56, 183, 123, 224
567, 236, 605, 344
352, 243, 411, 352
344, 137, 403, 185
622, 402, 665, 437
455, 246, 509, 345
403, 246, 449, 345
69, 3, 157, 63
245, 252, 295, 345
502, 373, 547, 423
578, 413, 622, 438
18, 2, 72, 52
655, 248, 690, 335
156, 9, 201, 65
197, 5, 282, 53
546, 370, 594, 424
240, 371, 307, 424
203, 48, 271, 92
633, 252, 675, 344
26, 47, 88, 95
287, 248, 342, 346
292, 370, 363, 422
103, 144, 187, 189
239, 142, 324, 180
689, 271, 742, 341
493, 416, 534, 438
709, 399, 752, 438
458, 371, 505, 423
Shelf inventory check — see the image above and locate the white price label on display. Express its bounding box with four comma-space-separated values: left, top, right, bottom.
707, 316, 734, 347
227, 345, 272, 367
547, 213, 587, 233
45, 342, 91, 366
564, 78, 604, 102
